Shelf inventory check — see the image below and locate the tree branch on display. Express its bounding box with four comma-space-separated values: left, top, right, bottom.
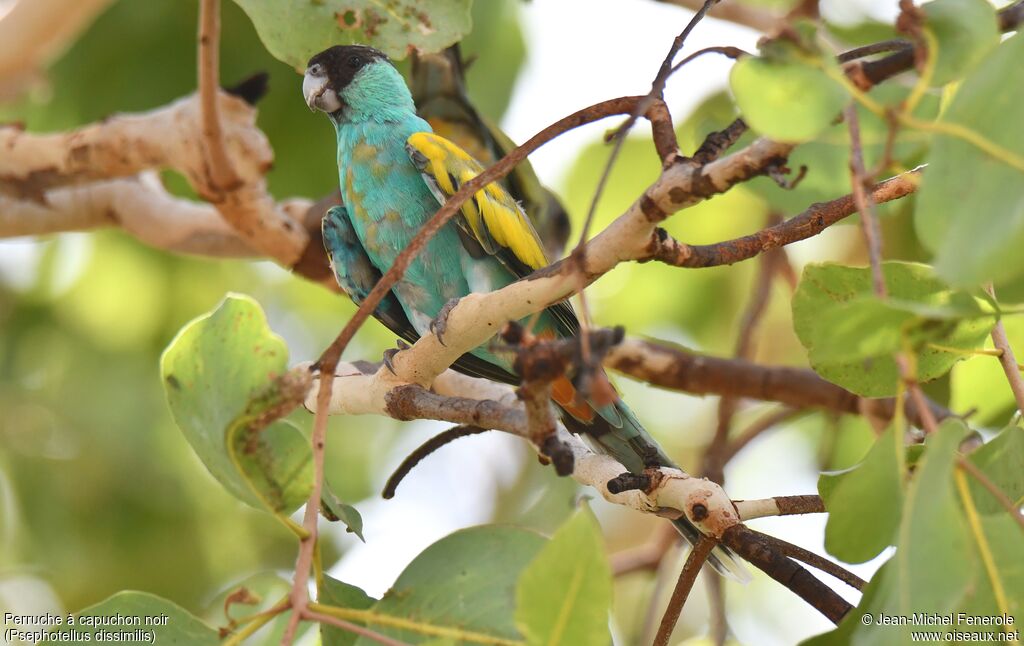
653, 535, 716, 646
648, 169, 920, 268
0, 89, 310, 266
0, 174, 317, 259
734, 494, 825, 520
720, 525, 852, 624
0, 0, 115, 100
604, 337, 952, 426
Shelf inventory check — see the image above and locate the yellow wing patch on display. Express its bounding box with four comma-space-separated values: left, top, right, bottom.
406, 131, 549, 273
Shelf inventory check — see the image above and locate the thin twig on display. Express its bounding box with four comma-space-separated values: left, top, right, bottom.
650, 169, 920, 268
845, 103, 887, 298
703, 225, 779, 483
987, 286, 1024, 415
610, 524, 679, 576
605, 336, 953, 426
721, 407, 802, 463
957, 458, 1024, 533
850, 1, 1024, 89
575, 0, 717, 247
653, 535, 717, 646
734, 494, 826, 520
196, 0, 239, 192
720, 525, 852, 624
837, 39, 912, 63
764, 534, 866, 590
382, 425, 491, 499
670, 45, 749, 73
706, 572, 729, 646
284, 384, 330, 643
302, 609, 411, 646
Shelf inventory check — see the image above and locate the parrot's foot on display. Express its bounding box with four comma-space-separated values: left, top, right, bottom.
382, 339, 411, 376
429, 297, 461, 347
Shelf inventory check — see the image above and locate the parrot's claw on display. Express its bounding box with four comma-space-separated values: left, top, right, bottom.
430, 297, 461, 347
382, 339, 411, 376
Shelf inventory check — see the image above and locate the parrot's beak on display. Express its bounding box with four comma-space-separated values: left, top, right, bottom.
303, 69, 342, 113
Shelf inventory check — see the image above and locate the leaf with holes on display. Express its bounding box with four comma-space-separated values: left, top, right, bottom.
515, 507, 612, 646
231, 0, 473, 69
161, 294, 312, 514
792, 262, 994, 397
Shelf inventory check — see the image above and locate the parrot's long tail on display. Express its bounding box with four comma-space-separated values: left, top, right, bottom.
551, 376, 750, 582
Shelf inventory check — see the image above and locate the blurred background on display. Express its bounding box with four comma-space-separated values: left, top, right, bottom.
1, 0, 1020, 644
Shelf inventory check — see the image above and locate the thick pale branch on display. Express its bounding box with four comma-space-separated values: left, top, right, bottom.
0, 174, 307, 257
0, 0, 115, 99
0, 93, 266, 197
304, 362, 741, 535
0, 91, 309, 265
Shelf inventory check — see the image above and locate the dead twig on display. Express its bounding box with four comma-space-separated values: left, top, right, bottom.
653, 535, 717, 646
382, 425, 491, 499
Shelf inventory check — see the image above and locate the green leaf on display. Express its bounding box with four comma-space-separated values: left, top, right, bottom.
819, 427, 904, 563
956, 514, 1024, 634
321, 488, 365, 541
231, 0, 474, 69
50, 591, 219, 645
161, 294, 311, 514
730, 55, 848, 142
922, 0, 998, 86
915, 32, 1024, 288
967, 424, 1024, 515
320, 576, 376, 646
746, 84, 937, 215
515, 507, 612, 646
792, 262, 994, 396
353, 525, 546, 645
806, 419, 974, 645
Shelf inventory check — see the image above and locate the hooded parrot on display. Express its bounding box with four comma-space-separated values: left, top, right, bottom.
302, 44, 744, 580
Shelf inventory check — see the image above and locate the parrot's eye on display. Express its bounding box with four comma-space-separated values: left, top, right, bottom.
308, 63, 324, 76
347, 55, 363, 69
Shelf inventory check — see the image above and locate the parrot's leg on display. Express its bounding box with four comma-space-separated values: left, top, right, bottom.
429, 297, 462, 347
382, 339, 411, 375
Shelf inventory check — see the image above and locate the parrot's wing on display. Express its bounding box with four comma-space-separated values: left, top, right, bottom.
410, 46, 571, 259
405, 132, 579, 336
323, 205, 418, 343
322, 205, 520, 386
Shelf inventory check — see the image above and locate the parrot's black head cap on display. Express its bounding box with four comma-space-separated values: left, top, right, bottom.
306, 45, 391, 93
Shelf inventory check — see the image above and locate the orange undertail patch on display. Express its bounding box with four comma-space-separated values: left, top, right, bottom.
551, 375, 595, 423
